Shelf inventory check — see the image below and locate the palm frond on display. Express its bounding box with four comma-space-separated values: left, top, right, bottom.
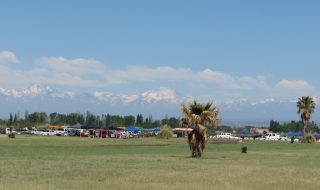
297, 96, 316, 124
180, 100, 219, 129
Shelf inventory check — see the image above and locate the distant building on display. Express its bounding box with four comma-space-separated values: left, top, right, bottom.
250, 128, 269, 134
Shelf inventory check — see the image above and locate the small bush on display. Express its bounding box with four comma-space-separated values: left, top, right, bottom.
301, 132, 316, 143
241, 146, 247, 153
157, 125, 173, 139
8, 133, 15, 138
302, 135, 316, 143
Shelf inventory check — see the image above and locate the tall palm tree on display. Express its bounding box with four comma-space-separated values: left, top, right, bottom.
297, 96, 316, 135
180, 101, 219, 158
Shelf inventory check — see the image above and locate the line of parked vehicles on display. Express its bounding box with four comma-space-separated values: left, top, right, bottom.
0, 127, 145, 139
211, 132, 300, 142
0, 127, 71, 136
2, 127, 317, 142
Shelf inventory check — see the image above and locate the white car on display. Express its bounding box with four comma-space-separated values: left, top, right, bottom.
40, 130, 55, 136
265, 133, 280, 141
216, 133, 236, 139
279, 136, 289, 141
54, 128, 66, 136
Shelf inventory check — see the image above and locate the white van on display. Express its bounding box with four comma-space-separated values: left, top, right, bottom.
216, 133, 234, 139
5, 128, 11, 134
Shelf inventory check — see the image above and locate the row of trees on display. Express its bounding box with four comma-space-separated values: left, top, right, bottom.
269, 120, 319, 133
1, 111, 180, 129
268, 96, 318, 134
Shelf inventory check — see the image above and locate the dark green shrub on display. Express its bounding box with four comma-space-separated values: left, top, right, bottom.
241, 146, 247, 153
8, 133, 15, 138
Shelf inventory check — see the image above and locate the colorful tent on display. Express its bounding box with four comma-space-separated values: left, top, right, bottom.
125, 126, 140, 132
70, 123, 82, 129
82, 123, 99, 129
312, 132, 320, 136
287, 131, 303, 136
240, 129, 250, 134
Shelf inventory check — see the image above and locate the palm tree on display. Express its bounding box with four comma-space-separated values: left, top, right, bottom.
180, 101, 219, 158
297, 96, 316, 135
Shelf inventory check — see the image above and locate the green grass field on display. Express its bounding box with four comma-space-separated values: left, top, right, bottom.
0, 135, 319, 190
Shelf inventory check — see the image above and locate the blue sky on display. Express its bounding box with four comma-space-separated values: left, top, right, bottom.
0, 1, 320, 121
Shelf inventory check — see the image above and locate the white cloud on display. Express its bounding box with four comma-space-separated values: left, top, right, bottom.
252, 98, 275, 106
36, 57, 107, 75
0, 55, 317, 102
274, 80, 313, 91
0, 51, 20, 63
0, 57, 106, 88
108, 66, 270, 92
196, 69, 269, 90
220, 98, 248, 105
0, 55, 273, 94
110, 66, 193, 83
272, 80, 315, 99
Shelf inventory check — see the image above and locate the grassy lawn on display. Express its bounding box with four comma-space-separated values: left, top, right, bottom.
0, 135, 319, 190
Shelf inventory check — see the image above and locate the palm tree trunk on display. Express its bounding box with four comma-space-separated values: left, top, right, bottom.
303, 120, 308, 136
191, 145, 198, 157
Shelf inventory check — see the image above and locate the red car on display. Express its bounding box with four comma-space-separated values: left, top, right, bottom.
98, 130, 112, 138
80, 130, 89, 137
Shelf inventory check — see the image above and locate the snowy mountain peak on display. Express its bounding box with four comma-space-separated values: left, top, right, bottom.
141, 87, 177, 103
94, 92, 139, 104
0, 84, 52, 98
94, 87, 179, 104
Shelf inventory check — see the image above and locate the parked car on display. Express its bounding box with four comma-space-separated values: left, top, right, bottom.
40, 130, 55, 136
80, 130, 89, 137
0, 128, 5, 134
216, 133, 237, 139
265, 133, 280, 141
98, 130, 112, 138
279, 136, 289, 141
54, 128, 66, 136
255, 137, 266, 140
64, 128, 77, 136
15, 128, 28, 135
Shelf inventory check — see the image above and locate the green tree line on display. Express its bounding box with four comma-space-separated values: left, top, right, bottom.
269, 120, 319, 133
0, 111, 180, 129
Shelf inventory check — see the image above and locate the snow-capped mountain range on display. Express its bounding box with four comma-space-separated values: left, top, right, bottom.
0, 85, 318, 123
0, 85, 191, 119
0, 85, 186, 103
